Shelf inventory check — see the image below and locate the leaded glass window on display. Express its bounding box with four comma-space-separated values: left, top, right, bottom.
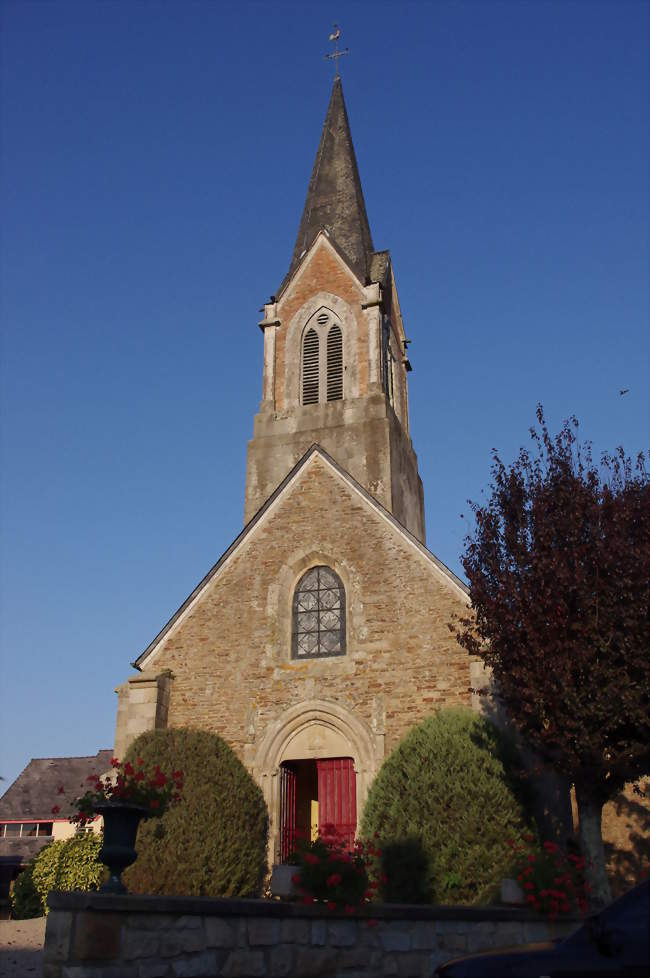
292, 566, 346, 659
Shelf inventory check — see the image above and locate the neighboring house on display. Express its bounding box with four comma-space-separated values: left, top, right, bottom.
112, 77, 476, 864
0, 749, 112, 909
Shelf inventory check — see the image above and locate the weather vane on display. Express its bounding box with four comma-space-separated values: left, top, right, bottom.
324, 24, 349, 77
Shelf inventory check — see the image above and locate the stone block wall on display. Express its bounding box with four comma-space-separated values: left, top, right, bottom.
44, 892, 577, 978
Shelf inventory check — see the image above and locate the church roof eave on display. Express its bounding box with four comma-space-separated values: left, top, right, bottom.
133, 447, 469, 673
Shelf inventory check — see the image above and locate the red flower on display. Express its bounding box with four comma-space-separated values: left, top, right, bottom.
124, 761, 134, 776
135, 771, 145, 782
327, 901, 336, 911
51, 805, 60, 814
302, 896, 314, 905
110, 757, 120, 768
344, 904, 355, 915
524, 882, 535, 891
291, 873, 302, 885
303, 853, 320, 865
137, 757, 143, 766
326, 873, 342, 888
543, 840, 559, 853
524, 833, 534, 843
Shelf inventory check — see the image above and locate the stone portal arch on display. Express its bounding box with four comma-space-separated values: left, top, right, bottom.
254, 700, 383, 863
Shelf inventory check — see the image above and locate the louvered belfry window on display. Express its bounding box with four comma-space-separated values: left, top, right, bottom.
326, 325, 343, 400
292, 566, 346, 659
302, 328, 320, 404
301, 309, 343, 405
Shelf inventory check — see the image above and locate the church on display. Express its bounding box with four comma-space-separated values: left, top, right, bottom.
113, 76, 476, 864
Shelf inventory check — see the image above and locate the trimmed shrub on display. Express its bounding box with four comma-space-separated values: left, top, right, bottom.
28, 834, 104, 914
361, 708, 532, 905
10, 864, 42, 919
123, 728, 269, 897
379, 837, 434, 904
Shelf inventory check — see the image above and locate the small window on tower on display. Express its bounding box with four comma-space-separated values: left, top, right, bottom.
292, 566, 346, 659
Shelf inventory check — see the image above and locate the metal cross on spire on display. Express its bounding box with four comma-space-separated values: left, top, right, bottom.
324, 24, 349, 77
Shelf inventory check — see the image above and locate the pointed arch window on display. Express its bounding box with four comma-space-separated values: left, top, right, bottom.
292, 566, 346, 659
300, 310, 344, 405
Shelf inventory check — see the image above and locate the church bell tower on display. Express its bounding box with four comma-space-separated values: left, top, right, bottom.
245, 76, 426, 543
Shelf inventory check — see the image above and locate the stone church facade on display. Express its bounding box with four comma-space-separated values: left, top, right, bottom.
114, 78, 475, 863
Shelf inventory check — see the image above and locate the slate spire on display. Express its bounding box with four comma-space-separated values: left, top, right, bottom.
284, 77, 374, 287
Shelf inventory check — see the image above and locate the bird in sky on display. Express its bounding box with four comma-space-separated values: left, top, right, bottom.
619, 388, 630, 396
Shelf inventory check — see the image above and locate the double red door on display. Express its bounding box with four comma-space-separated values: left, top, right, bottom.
279, 757, 356, 863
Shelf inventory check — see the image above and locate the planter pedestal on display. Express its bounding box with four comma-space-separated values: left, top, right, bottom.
94, 803, 147, 894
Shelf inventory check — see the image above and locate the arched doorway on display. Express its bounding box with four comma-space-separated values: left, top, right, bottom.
253, 700, 383, 865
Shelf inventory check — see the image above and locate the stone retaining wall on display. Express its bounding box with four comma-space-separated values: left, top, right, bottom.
44, 892, 578, 978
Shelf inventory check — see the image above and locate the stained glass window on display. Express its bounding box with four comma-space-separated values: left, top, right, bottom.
292, 566, 346, 659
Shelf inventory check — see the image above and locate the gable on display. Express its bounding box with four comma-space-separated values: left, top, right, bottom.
135, 446, 467, 673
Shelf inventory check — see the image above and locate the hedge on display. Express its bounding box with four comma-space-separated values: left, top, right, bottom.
123, 727, 269, 897
12, 833, 104, 917
361, 708, 532, 904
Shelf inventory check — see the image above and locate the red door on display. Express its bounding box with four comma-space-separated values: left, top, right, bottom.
317, 757, 357, 851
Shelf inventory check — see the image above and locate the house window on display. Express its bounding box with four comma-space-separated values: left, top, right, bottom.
292, 566, 346, 659
300, 310, 344, 405
0, 821, 53, 837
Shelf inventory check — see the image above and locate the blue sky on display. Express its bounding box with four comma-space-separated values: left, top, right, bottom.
1, 0, 647, 791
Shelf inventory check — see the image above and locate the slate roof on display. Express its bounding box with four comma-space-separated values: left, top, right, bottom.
134, 444, 468, 671
280, 77, 375, 294
0, 750, 113, 822
0, 835, 50, 868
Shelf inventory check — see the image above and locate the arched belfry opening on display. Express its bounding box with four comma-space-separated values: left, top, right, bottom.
301, 307, 344, 406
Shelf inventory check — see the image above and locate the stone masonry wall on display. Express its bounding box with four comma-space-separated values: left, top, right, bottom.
44, 892, 577, 978
134, 454, 471, 766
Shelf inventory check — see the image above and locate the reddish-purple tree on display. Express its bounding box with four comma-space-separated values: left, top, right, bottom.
456, 408, 649, 907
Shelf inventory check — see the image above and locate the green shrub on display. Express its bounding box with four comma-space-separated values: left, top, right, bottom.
10, 863, 43, 919
361, 708, 532, 905
28, 834, 104, 914
123, 728, 269, 897
379, 837, 434, 904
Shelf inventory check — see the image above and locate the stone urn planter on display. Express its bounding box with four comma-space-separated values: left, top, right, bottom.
500, 877, 525, 905
269, 864, 300, 899
95, 802, 147, 894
